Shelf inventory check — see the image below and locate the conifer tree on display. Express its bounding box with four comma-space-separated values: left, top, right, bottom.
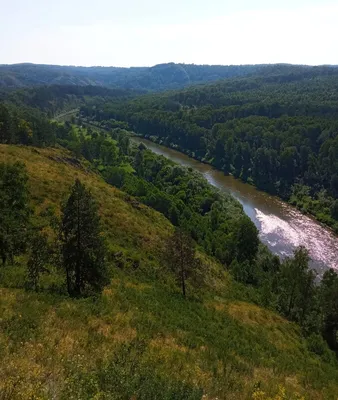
165, 228, 198, 297
0, 162, 30, 265
61, 179, 108, 296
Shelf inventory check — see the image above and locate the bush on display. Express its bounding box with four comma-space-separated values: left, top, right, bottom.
307, 333, 336, 364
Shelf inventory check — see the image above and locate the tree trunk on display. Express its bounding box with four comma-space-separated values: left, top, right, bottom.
66, 265, 72, 295
181, 266, 186, 298
179, 232, 186, 297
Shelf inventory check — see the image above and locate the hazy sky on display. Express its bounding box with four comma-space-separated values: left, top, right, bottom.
1, 0, 337, 67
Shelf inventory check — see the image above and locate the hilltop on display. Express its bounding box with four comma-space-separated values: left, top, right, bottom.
1, 144, 338, 399
1, 62, 338, 91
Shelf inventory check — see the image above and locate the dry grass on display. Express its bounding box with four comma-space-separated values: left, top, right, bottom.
1, 145, 338, 399
0, 144, 172, 264
227, 301, 285, 326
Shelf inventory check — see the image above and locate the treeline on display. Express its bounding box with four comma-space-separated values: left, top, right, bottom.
1, 62, 338, 91
0, 84, 133, 146
0, 84, 137, 117
82, 74, 338, 231
0, 101, 69, 145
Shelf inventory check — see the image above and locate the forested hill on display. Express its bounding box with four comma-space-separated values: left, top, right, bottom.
1, 62, 338, 91
0, 84, 137, 117
81, 71, 338, 231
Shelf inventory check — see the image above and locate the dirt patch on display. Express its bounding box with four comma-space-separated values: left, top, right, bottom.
47, 155, 86, 171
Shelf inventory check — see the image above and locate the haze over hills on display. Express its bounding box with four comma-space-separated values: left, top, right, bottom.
1, 62, 338, 92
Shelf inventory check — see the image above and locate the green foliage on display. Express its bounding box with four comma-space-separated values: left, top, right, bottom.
0, 101, 61, 146
306, 333, 336, 364
319, 269, 338, 350
231, 259, 257, 285
61, 179, 108, 296
87, 72, 338, 230
331, 199, 338, 220
234, 216, 260, 262
276, 247, 317, 324
0, 162, 30, 265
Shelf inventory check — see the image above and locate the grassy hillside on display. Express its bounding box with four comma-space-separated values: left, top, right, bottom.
1, 145, 338, 399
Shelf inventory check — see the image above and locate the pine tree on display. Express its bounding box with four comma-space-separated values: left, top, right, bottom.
60, 179, 108, 296
165, 228, 198, 297
0, 162, 30, 265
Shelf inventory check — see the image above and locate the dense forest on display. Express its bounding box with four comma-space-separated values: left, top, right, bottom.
1, 62, 338, 91
82, 72, 338, 231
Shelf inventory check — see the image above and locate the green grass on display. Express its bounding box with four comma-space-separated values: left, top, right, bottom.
1, 144, 338, 399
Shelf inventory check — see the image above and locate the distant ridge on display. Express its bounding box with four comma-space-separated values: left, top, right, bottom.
0, 62, 338, 91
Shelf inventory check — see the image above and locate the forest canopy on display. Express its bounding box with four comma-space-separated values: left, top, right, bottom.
81, 72, 338, 231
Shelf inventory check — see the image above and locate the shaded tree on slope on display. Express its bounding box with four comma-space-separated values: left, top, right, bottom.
0, 162, 30, 265
61, 179, 108, 296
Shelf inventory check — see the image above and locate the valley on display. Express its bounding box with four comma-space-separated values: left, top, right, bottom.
1, 63, 338, 399
132, 136, 338, 274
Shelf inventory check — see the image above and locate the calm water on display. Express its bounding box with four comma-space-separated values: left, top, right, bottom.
132, 137, 338, 274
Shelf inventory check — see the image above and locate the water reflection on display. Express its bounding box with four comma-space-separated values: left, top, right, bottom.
132, 137, 338, 274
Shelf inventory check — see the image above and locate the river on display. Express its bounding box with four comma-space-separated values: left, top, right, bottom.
132, 137, 338, 274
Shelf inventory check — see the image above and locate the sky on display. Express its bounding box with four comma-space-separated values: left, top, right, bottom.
1, 0, 337, 67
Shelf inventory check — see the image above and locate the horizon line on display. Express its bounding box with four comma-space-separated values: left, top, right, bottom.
1, 62, 338, 69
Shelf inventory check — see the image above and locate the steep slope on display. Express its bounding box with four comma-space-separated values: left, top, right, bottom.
1, 145, 338, 399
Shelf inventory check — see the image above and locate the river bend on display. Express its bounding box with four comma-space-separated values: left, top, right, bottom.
132, 137, 338, 274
